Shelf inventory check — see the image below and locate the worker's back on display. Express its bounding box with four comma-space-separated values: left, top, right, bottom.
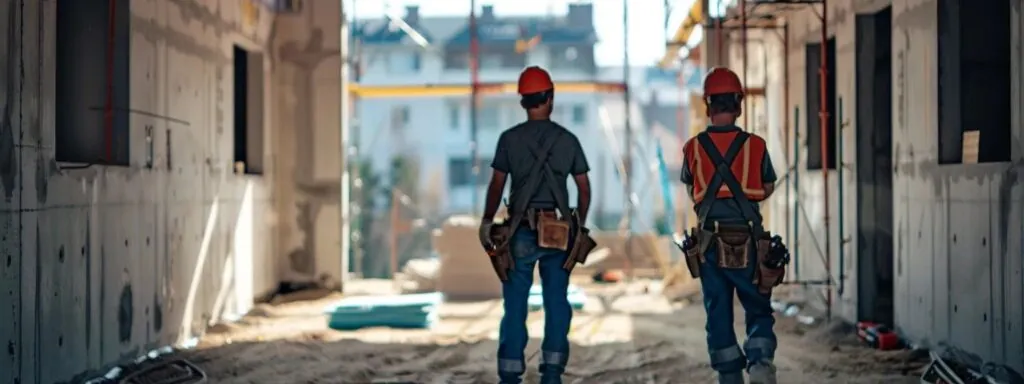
681, 125, 776, 224
490, 119, 589, 210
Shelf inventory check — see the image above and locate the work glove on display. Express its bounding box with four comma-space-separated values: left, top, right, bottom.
478, 219, 494, 251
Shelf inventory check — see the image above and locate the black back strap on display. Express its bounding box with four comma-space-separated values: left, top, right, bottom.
505, 129, 563, 236
525, 136, 572, 220
695, 132, 763, 234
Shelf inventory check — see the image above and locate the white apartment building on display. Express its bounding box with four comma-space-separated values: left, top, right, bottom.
352, 4, 699, 231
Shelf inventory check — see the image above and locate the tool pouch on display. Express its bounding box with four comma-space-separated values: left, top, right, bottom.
537, 211, 571, 251
715, 224, 752, 269
683, 227, 703, 279
563, 226, 597, 273
487, 222, 514, 281
754, 232, 784, 294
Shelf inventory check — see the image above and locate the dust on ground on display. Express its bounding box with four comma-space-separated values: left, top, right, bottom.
181, 281, 926, 384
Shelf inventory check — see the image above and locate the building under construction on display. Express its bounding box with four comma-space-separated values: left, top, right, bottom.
673, 0, 1022, 375
0, 0, 1021, 382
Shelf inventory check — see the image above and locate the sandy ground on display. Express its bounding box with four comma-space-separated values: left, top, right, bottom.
181, 280, 927, 384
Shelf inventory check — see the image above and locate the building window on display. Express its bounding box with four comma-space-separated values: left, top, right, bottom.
571, 105, 586, 124
549, 45, 595, 72
478, 102, 501, 129
447, 102, 461, 130
387, 51, 421, 73
232, 45, 266, 175
804, 39, 837, 170
444, 48, 468, 70
937, 0, 1010, 164
55, 0, 131, 165
390, 105, 410, 131
448, 157, 493, 187
445, 48, 525, 70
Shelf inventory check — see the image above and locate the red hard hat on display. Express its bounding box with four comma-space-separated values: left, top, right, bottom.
703, 67, 744, 97
517, 66, 554, 95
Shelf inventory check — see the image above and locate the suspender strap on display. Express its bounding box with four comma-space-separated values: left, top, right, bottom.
505, 130, 563, 235
525, 137, 572, 220
695, 132, 763, 235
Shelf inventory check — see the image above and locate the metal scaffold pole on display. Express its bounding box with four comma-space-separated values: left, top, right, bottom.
622, 0, 630, 280
339, 0, 351, 291
350, 1, 364, 278
469, 0, 481, 215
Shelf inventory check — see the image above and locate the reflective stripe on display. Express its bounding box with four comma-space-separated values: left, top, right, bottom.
709, 345, 744, 364
745, 337, 776, 355
741, 137, 751, 186
498, 358, 525, 373
541, 351, 568, 366
693, 141, 707, 201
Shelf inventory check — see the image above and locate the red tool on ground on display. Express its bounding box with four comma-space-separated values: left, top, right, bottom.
856, 321, 901, 350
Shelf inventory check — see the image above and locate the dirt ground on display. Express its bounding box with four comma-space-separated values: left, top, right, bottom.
182, 280, 927, 384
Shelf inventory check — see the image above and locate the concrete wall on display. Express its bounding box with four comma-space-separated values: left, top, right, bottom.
0, 0, 341, 382
269, 0, 344, 287
720, 0, 1024, 372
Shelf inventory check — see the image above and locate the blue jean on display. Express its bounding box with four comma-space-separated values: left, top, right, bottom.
497, 228, 573, 384
699, 244, 777, 374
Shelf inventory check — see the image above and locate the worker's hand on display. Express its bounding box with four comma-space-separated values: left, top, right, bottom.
478, 219, 494, 251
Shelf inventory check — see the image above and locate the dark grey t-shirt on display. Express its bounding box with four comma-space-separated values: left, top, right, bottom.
680, 125, 778, 223
491, 119, 590, 210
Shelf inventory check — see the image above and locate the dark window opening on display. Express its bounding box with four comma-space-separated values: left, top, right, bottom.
805, 38, 837, 170
233, 45, 265, 175
937, 0, 1010, 164
855, 6, 895, 326
56, 0, 131, 165
444, 47, 525, 70
448, 157, 493, 187
571, 105, 586, 124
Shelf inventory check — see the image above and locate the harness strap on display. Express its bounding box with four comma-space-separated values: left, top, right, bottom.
505, 129, 563, 237
525, 135, 572, 220
695, 132, 763, 236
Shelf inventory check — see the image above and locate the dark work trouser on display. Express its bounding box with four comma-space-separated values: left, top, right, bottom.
699, 245, 777, 374
497, 228, 572, 384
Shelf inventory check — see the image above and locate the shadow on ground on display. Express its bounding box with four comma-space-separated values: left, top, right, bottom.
180, 337, 717, 384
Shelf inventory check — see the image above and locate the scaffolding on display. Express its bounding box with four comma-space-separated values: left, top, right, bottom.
666, 0, 838, 320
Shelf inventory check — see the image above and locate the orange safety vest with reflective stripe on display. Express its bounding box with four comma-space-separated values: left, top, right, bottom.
683, 131, 768, 203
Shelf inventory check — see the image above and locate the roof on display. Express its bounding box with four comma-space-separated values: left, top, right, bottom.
354, 15, 596, 47
355, 18, 443, 46
445, 17, 597, 46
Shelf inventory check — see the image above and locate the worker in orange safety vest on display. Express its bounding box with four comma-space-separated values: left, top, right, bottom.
680, 67, 781, 384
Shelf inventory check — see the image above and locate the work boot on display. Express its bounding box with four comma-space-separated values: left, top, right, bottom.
747, 360, 777, 384
718, 371, 745, 384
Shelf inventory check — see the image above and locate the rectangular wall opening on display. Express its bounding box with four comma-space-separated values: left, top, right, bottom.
937, 0, 1010, 164
233, 45, 265, 175
855, 7, 894, 326
55, 0, 130, 165
804, 38, 837, 170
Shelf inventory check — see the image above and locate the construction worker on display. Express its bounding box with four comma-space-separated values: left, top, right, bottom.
478, 66, 592, 384
680, 67, 779, 384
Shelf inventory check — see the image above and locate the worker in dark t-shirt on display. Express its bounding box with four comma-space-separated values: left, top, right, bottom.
478, 66, 591, 384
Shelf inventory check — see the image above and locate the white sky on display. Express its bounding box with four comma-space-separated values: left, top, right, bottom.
345, 0, 715, 67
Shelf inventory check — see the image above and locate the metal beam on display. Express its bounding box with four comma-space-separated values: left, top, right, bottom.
659, 0, 704, 68
349, 82, 628, 98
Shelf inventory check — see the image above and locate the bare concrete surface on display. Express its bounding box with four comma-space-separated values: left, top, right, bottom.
183, 282, 926, 383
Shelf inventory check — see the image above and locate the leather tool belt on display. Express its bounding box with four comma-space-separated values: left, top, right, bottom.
527, 208, 571, 251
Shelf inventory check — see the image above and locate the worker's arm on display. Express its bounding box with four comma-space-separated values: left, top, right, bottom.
570, 135, 592, 225
482, 171, 507, 222
680, 141, 696, 202
483, 133, 512, 222
761, 150, 778, 199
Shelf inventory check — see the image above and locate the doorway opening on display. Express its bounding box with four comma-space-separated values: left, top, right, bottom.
854, 6, 894, 325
